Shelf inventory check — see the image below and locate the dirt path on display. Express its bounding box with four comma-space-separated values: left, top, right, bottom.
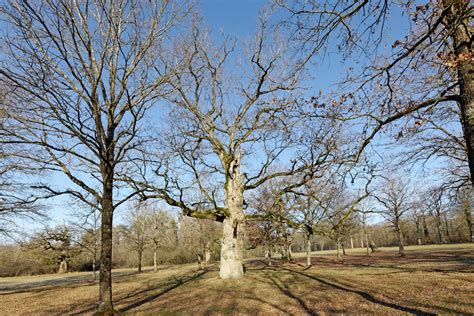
0, 267, 152, 294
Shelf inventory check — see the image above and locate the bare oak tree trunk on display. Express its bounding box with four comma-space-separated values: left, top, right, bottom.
93, 258, 97, 281
98, 180, 114, 313
154, 249, 158, 273
436, 214, 445, 244
306, 234, 312, 267
264, 248, 272, 266
444, 0, 474, 187
138, 250, 143, 273
220, 158, 244, 279
365, 232, 370, 256
58, 259, 68, 274
205, 241, 212, 263
220, 216, 244, 279
396, 227, 405, 256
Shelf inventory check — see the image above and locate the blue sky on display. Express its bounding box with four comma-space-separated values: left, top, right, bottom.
8, 0, 456, 237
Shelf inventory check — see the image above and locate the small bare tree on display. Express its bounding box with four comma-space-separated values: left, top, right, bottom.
425, 187, 450, 244
71, 206, 101, 280
374, 177, 411, 256
147, 208, 177, 272
125, 205, 151, 273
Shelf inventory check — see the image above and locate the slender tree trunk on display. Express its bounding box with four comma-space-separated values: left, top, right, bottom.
93, 257, 97, 280
153, 248, 157, 272
220, 162, 244, 279
436, 214, 445, 244
336, 240, 341, 260
341, 242, 346, 256
365, 232, 370, 256
350, 237, 354, 249
444, 213, 450, 242
98, 177, 115, 313
306, 234, 312, 267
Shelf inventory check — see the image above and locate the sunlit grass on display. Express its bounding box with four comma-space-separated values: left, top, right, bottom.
1, 244, 473, 315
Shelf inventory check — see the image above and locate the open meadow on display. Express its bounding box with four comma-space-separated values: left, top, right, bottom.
1, 244, 473, 315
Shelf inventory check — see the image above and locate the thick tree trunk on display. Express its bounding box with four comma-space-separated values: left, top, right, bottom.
423, 216, 430, 241
220, 162, 244, 279
336, 241, 341, 260
137, 250, 143, 273
466, 204, 473, 243
396, 228, 405, 256
153, 249, 157, 272
58, 259, 68, 274
97, 179, 115, 313
220, 216, 244, 279
436, 214, 445, 244
444, 0, 474, 187
264, 248, 272, 265
444, 213, 451, 242
350, 237, 354, 249
205, 241, 212, 263
306, 234, 312, 267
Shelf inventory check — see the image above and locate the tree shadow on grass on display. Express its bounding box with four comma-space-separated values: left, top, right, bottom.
279, 266, 435, 316
266, 273, 318, 315
63, 268, 209, 314
118, 268, 209, 312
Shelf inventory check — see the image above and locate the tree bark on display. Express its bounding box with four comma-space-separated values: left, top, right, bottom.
264, 248, 272, 266
153, 249, 157, 273
58, 259, 68, 274
444, 213, 451, 242
205, 241, 212, 263
365, 232, 370, 256
306, 234, 312, 267
464, 198, 473, 242
396, 228, 405, 256
97, 178, 115, 313
137, 250, 143, 273
444, 0, 474, 187
435, 213, 445, 244
220, 160, 245, 279
93, 257, 97, 281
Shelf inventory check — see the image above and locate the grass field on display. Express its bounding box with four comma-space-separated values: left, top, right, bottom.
1, 243, 473, 315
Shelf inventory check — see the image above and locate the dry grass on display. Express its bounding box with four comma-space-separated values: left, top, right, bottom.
1, 244, 473, 315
